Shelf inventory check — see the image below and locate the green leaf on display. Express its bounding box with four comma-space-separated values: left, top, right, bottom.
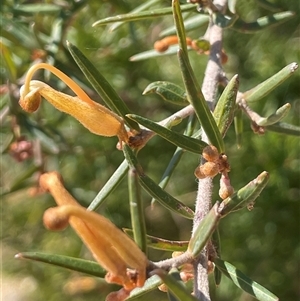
13, 4, 61, 14
124, 229, 189, 251
166, 268, 190, 301
177, 49, 225, 152
127, 114, 207, 154
172, 0, 189, 58
219, 171, 269, 217
243, 63, 298, 103
150, 114, 197, 204
130, 46, 186, 61
153, 268, 198, 301
92, 4, 196, 27
256, 103, 291, 126
108, 0, 161, 32
234, 108, 243, 148
214, 258, 279, 301
160, 14, 209, 37
232, 11, 295, 34
128, 167, 147, 254
214, 75, 239, 137
123, 145, 194, 219
172, 1, 224, 152
266, 122, 300, 136
88, 160, 128, 211
212, 229, 222, 286
66, 41, 139, 131
143, 81, 189, 106
127, 275, 162, 300
15, 252, 106, 278
188, 203, 221, 257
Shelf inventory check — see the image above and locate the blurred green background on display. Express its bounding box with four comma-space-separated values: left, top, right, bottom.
1, 1, 299, 301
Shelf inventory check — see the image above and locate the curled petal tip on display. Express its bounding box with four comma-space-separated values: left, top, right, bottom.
19, 85, 42, 113
43, 207, 70, 231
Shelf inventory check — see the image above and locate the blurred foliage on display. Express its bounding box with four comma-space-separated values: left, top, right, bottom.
1, 0, 299, 301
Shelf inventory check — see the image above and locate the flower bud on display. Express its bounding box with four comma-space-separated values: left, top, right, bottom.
19, 85, 41, 112
43, 207, 69, 231
194, 162, 219, 179
202, 145, 219, 162
219, 173, 234, 199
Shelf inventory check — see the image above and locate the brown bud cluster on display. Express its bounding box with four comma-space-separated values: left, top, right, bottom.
194, 145, 230, 179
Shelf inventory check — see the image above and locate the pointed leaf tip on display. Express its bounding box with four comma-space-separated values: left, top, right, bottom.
244, 62, 298, 103
214, 258, 279, 301
219, 171, 269, 217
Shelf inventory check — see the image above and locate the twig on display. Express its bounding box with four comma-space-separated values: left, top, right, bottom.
192, 1, 227, 300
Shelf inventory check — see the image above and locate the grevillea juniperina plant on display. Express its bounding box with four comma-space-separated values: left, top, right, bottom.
3, 0, 299, 301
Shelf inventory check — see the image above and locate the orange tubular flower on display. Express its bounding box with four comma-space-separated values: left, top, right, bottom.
19, 63, 129, 144
40, 172, 148, 293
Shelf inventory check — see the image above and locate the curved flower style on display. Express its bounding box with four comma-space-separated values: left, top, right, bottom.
40, 172, 148, 293
19, 63, 129, 144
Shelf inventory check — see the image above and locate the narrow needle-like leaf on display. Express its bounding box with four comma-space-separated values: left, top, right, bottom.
151, 114, 197, 206
214, 75, 239, 137
92, 4, 196, 27
172, 0, 224, 151
123, 145, 194, 219
130, 46, 189, 61
212, 229, 222, 286
256, 103, 291, 126
128, 167, 147, 254
127, 275, 162, 300
143, 81, 189, 106
234, 108, 243, 148
266, 122, 300, 136
188, 203, 221, 257
127, 114, 207, 154
159, 14, 209, 37
232, 11, 295, 34
66, 41, 139, 131
172, 0, 189, 58
108, 0, 161, 32
13, 3, 61, 13
153, 268, 198, 301
177, 49, 224, 152
88, 160, 128, 211
243, 63, 298, 103
214, 258, 279, 301
15, 252, 106, 278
